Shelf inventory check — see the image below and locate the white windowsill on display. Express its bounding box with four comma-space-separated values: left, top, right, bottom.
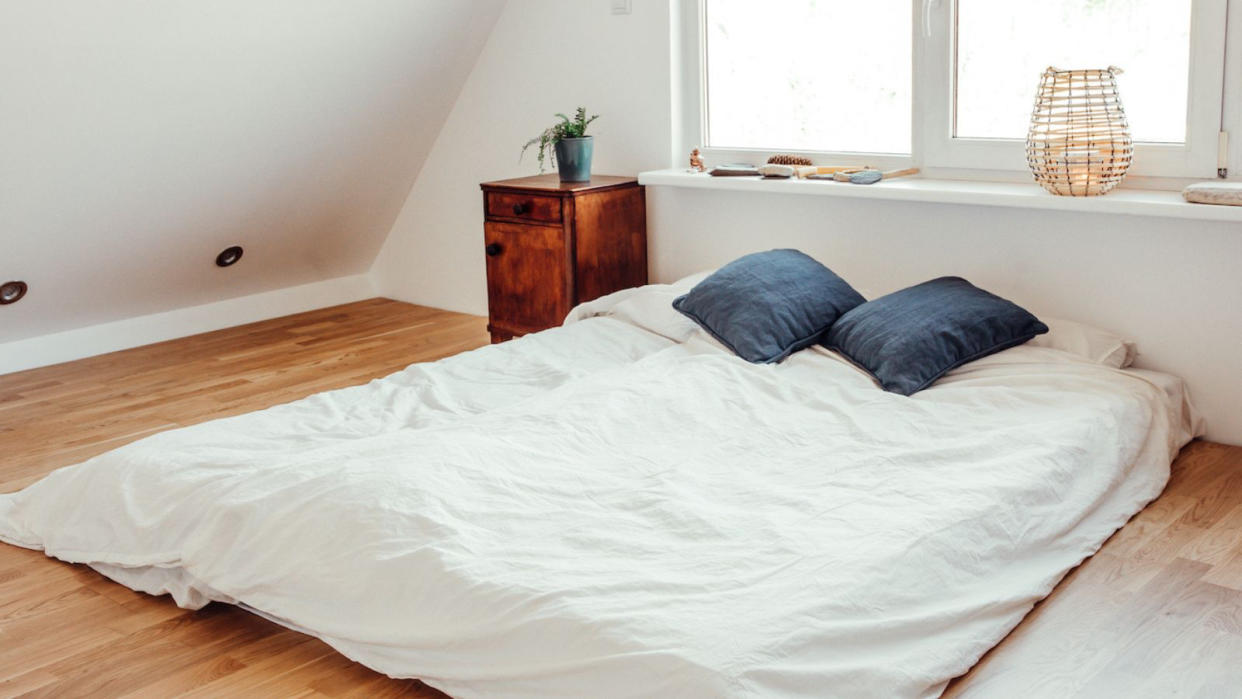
637, 169, 1242, 223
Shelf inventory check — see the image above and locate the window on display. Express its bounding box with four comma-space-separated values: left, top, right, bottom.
703, 1, 911, 155
691, 0, 1229, 180
955, 0, 1191, 143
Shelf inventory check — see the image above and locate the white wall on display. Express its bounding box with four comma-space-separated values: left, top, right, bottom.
0, 0, 502, 350
646, 187, 1242, 443
371, 0, 674, 315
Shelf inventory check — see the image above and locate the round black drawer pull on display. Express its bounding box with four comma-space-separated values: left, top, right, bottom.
512, 202, 529, 216
485, 243, 503, 257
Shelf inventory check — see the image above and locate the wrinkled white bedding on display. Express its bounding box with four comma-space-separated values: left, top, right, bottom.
0, 277, 1202, 698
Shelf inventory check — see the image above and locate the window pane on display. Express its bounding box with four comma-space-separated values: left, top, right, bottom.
704, 0, 911, 154
956, 0, 1191, 143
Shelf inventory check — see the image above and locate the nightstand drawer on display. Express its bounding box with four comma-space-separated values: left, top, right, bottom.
485, 192, 563, 224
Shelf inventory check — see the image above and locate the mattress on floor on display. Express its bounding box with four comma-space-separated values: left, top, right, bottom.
0, 277, 1202, 698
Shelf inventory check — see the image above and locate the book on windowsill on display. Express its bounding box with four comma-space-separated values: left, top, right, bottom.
708, 164, 760, 177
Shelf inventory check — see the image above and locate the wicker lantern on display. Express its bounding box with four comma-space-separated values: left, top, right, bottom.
1026, 66, 1133, 196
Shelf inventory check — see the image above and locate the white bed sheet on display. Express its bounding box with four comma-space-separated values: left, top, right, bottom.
0, 278, 1202, 698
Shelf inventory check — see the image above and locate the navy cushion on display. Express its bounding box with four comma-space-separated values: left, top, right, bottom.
672, 249, 865, 364
824, 277, 1049, 395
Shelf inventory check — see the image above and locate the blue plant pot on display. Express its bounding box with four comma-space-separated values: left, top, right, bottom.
555, 137, 594, 183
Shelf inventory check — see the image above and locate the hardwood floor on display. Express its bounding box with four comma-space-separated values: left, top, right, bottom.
1, 298, 1240, 697
945, 439, 1242, 699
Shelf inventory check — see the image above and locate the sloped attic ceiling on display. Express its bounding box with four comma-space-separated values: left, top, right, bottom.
0, 0, 503, 345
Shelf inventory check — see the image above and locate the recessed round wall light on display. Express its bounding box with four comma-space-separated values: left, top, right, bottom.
0, 280, 28, 305
216, 246, 244, 267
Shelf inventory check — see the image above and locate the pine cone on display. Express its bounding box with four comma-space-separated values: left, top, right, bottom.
767, 154, 814, 166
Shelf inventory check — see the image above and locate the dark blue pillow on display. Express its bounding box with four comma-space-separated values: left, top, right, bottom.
672, 249, 865, 364
824, 277, 1048, 395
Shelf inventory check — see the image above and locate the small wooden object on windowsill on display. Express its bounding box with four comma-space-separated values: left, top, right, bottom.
689, 148, 705, 172
1027, 66, 1133, 197
479, 174, 647, 343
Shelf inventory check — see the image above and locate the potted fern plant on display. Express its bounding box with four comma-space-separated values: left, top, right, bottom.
521, 108, 598, 183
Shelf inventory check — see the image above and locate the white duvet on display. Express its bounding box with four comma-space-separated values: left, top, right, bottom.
0, 278, 1202, 698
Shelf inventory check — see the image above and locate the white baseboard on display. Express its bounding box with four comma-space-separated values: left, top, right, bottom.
0, 274, 378, 375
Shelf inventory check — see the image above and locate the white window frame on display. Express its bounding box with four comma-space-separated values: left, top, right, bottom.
919, 0, 1227, 179
682, 0, 1229, 182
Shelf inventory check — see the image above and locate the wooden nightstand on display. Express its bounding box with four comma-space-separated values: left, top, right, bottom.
479, 174, 647, 343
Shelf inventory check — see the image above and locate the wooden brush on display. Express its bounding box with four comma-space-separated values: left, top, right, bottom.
794, 165, 870, 179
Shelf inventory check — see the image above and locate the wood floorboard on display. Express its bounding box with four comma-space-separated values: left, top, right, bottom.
0, 297, 1239, 697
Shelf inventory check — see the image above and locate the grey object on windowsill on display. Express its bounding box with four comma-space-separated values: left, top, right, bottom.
757, 164, 796, 178
1183, 182, 1242, 206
